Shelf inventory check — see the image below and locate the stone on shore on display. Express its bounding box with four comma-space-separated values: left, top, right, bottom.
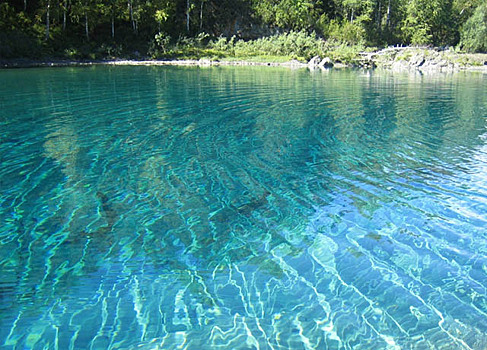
409, 53, 425, 67
308, 56, 321, 68
319, 57, 334, 68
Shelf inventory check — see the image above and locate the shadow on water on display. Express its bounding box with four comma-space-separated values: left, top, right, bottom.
95, 191, 117, 233
1, 66, 487, 347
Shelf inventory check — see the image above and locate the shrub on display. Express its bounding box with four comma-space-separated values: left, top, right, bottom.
325, 20, 366, 45
219, 31, 324, 60
146, 30, 365, 64
323, 40, 363, 64
148, 32, 171, 57
211, 36, 230, 52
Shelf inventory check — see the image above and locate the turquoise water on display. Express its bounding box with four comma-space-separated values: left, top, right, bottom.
0, 66, 486, 349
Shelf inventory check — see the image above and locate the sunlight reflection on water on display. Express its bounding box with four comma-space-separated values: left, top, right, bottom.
0, 66, 486, 349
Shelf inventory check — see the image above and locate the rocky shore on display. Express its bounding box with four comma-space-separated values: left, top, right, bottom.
2, 47, 487, 72
308, 47, 487, 72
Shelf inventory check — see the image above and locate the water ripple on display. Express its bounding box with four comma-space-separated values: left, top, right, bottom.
1, 67, 487, 349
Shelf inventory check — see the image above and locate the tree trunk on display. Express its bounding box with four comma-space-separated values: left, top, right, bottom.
45, 0, 50, 40
386, 0, 391, 27
24, 0, 27, 11
200, 0, 204, 30
111, 15, 115, 38
350, 7, 354, 23
85, 13, 89, 40
63, 0, 67, 31
377, 0, 382, 30
129, 0, 136, 33
186, 0, 190, 32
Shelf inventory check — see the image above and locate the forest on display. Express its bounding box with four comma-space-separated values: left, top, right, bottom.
0, 0, 486, 60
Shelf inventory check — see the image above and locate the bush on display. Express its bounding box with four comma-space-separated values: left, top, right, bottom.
144, 30, 364, 64
98, 43, 123, 58
325, 20, 366, 45
207, 36, 228, 54
148, 32, 171, 57
323, 40, 363, 64
210, 31, 324, 60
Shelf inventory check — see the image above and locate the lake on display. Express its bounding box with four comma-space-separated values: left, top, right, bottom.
0, 66, 486, 349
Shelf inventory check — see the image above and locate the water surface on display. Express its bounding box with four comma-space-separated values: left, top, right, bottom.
0, 66, 486, 349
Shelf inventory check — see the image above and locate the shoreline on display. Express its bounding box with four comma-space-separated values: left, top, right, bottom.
0, 58, 308, 69
1, 48, 487, 73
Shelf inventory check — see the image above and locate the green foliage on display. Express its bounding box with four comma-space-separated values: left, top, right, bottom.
274, 0, 314, 30
99, 43, 123, 57
323, 40, 363, 63
146, 30, 367, 64
401, 0, 454, 45
155, 9, 169, 24
0, 3, 32, 31
210, 31, 323, 60
211, 36, 232, 52
395, 50, 413, 61
146, 30, 324, 60
253, 0, 316, 31
1, 0, 486, 59
459, 3, 487, 52
155, 32, 171, 53
409, 25, 432, 45
325, 20, 366, 45
339, 0, 375, 25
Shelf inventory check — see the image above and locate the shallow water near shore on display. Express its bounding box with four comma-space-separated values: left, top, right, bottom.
1, 66, 486, 349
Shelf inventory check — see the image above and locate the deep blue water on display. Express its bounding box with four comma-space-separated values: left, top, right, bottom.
0, 66, 486, 349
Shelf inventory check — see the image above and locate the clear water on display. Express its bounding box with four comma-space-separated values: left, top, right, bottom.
0, 66, 486, 350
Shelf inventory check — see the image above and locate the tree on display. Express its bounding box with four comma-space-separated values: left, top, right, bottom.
70, 0, 99, 40
186, 0, 191, 32
362, 0, 405, 44
402, 0, 454, 45
459, 3, 487, 52
253, 0, 316, 31
45, 0, 50, 40
102, 0, 126, 39
0, 0, 480, 57
61, 0, 68, 31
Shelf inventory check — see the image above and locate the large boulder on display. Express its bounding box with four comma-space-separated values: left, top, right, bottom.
319, 57, 334, 68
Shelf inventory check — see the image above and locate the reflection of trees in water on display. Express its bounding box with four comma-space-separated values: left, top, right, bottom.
97, 68, 487, 308
4, 67, 487, 342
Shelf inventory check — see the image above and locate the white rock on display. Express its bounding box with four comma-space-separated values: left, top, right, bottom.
308, 55, 321, 67
319, 57, 334, 68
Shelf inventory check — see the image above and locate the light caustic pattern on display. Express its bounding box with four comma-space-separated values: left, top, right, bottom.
0, 66, 486, 349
